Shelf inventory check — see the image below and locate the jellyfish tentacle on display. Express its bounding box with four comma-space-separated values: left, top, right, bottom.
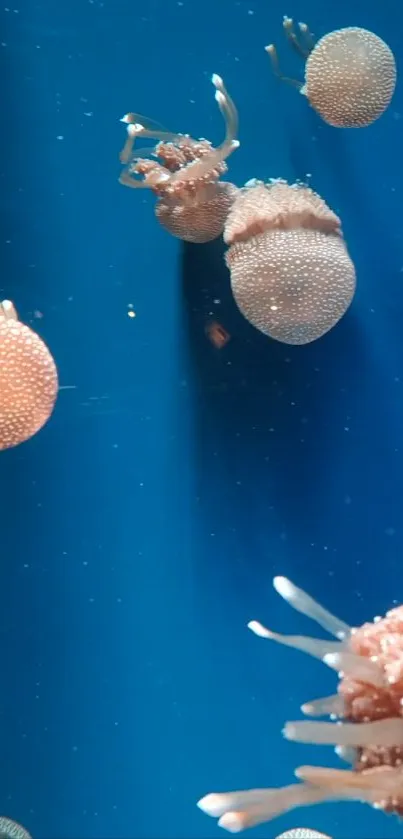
198, 784, 335, 832
284, 718, 403, 748
301, 694, 344, 717
296, 765, 403, 796
273, 577, 351, 640
119, 118, 182, 165
168, 74, 239, 185
120, 112, 178, 136
119, 75, 240, 185
265, 44, 303, 90
119, 158, 171, 190
119, 169, 152, 189
298, 22, 316, 52
247, 617, 383, 685
119, 122, 145, 165
212, 74, 239, 142
247, 621, 346, 662
283, 16, 311, 59
0, 300, 18, 321
119, 124, 172, 188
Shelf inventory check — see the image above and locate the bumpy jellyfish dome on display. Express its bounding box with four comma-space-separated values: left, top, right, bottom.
305, 27, 396, 127
0, 301, 58, 449
224, 181, 356, 345
155, 178, 237, 243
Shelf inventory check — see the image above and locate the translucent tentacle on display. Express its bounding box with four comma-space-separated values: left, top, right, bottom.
323, 652, 384, 686
296, 764, 403, 796
265, 44, 303, 90
301, 694, 344, 717
273, 577, 351, 640
169, 74, 239, 184
247, 621, 345, 661
0, 300, 18, 321
197, 784, 333, 832
284, 717, 403, 747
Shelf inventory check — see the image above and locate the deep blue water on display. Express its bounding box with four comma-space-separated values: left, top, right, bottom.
1, 0, 402, 837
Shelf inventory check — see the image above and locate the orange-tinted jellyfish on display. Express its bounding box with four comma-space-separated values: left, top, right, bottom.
197, 576, 403, 832
118, 74, 239, 243
266, 17, 396, 127
0, 300, 58, 450
223, 178, 356, 345
0, 817, 32, 839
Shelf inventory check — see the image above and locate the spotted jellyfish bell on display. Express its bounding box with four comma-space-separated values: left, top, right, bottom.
223, 178, 356, 345
0, 300, 58, 449
276, 831, 332, 839
266, 17, 396, 127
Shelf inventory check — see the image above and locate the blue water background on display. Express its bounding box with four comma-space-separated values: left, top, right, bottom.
1, 0, 402, 837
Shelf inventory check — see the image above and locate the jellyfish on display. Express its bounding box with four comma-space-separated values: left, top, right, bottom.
118, 75, 239, 243
197, 576, 403, 831
0, 817, 31, 839
276, 831, 331, 839
266, 18, 396, 127
0, 300, 58, 450
223, 178, 356, 345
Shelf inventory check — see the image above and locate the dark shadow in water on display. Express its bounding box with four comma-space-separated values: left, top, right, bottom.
180, 102, 403, 590
180, 234, 368, 550
286, 108, 402, 282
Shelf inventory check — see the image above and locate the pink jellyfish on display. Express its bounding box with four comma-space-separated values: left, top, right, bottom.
266, 18, 396, 128
223, 178, 356, 344
198, 576, 403, 831
0, 300, 58, 449
118, 75, 239, 243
